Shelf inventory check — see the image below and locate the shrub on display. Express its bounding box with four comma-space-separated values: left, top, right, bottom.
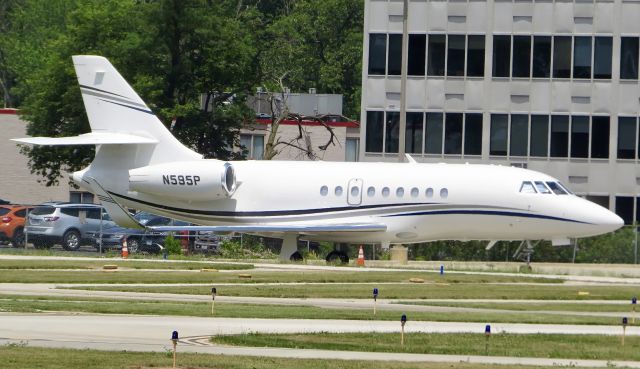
164, 234, 182, 255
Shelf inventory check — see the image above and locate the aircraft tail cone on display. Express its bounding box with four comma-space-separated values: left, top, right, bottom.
357, 245, 365, 266
121, 238, 129, 259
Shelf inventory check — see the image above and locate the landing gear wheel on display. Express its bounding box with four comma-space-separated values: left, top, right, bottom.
290, 251, 303, 262
325, 250, 349, 264
11, 228, 25, 248
62, 230, 81, 251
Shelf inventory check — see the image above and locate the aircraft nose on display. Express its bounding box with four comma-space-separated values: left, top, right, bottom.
595, 205, 624, 233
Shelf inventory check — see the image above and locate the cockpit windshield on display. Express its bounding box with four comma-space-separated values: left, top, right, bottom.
520, 180, 574, 195
534, 181, 551, 194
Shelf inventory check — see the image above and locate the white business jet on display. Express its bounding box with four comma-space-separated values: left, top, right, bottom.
13, 56, 623, 261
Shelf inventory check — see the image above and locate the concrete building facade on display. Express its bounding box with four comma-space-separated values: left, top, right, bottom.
360, 0, 640, 224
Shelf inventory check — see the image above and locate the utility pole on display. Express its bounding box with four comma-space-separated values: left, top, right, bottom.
398, 0, 409, 162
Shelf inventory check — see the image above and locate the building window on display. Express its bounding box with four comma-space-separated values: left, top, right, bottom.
365, 111, 384, 153
570, 116, 589, 158
572, 36, 592, 79
510, 114, 528, 156
620, 37, 639, 80
591, 116, 609, 159
618, 117, 637, 159
530, 115, 549, 157
425, 112, 443, 154
405, 112, 423, 154
553, 36, 572, 79
490, 114, 508, 156
616, 196, 634, 225
408, 34, 426, 76
492, 35, 511, 77
427, 35, 446, 76
345, 138, 359, 162
550, 116, 569, 157
388, 34, 402, 76
532, 36, 551, 78
467, 35, 485, 77
464, 113, 482, 155
593, 37, 612, 79
385, 112, 400, 153
368, 33, 386, 75
447, 35, 466, 77
512, 36, 531, 78
240, 134, 264, 159
70, 191, 94, 204
444, 113, 463, 154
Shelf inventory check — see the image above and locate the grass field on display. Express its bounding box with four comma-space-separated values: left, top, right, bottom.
0, 295, 620, 325
74, 282, 640, 300
411, 301, 640, 313
211, 332, 639, 361
0, 345, 589, 369
0, 259, 253, 270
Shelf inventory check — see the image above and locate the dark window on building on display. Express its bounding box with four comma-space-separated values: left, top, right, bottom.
618, 117, 636, 159
405, 112, 424, 154
467, 35, 485, 77
530, 115, 549, 156
591, 116, 609, 159
512, 36, 531, 78
510, 114, 528, 156
444, 113, 463, 154
570, 116, 589, 158
464, 113, 483, 155
490, 114, 508, 156
365, 111, 384, 152
586, 195, 609, 209
447, 35, 465, 77
368, 34, 387, 75
593, 37, 612, 79
573, 36, 592, 79
492, 35, 511, 77
620, 37, 639, 80
550, 115, 569, 157
428, 35, 446, 76
425, 113, 443, 154
408, 34, 426, 76
385, 112, 400, 153
616, 196, 634, 225
532, 36, 552, 78
553, 36, 572, 78
388, 34, 402, 76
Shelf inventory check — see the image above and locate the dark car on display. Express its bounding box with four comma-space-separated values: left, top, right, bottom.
91, 212, 190, 254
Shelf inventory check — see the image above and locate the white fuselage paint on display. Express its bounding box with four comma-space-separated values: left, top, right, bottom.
75, 159, 623, 244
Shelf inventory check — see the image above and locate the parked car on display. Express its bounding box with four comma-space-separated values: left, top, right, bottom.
26, 203, 115, 250
90, 212, 190, 254
0, 205, 34, 247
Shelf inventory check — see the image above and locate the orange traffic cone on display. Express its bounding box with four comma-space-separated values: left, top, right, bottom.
121, 238, 129, 258
357, 245, 365, 266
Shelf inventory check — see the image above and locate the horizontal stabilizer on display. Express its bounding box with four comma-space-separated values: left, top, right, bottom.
12, 132, 158, 146
149, 223, 387, 233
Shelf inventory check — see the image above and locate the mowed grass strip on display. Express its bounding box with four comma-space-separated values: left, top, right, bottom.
212, 332, 640, 361
410, 301, 640, 313
0, 345, 586, 369
76, 283, 640, 300
0, 259, 253, 270
0, 268, 557, 284
0, 295, 619, 325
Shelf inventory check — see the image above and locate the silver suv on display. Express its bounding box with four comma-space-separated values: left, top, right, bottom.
26, 203, 115, 251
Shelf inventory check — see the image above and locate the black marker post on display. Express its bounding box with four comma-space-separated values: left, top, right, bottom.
622, 317, 628, 346
211, 287, 217, 314
373, 288, 379, 315
632, 297, 637, 324
400, 314, 407, 346
485, 324, 491, 355
171, 330, 179, 368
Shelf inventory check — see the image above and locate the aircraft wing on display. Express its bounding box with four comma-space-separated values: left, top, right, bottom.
12, 132, 157, 146
149, 223, 387, 233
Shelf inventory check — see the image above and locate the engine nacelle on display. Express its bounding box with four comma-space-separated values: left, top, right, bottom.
129, 160, 236, 201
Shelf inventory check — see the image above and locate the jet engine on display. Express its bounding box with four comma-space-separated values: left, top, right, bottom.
128, 160, 236, 201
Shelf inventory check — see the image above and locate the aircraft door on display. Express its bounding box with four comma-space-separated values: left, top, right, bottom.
347, 178, 363, 206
